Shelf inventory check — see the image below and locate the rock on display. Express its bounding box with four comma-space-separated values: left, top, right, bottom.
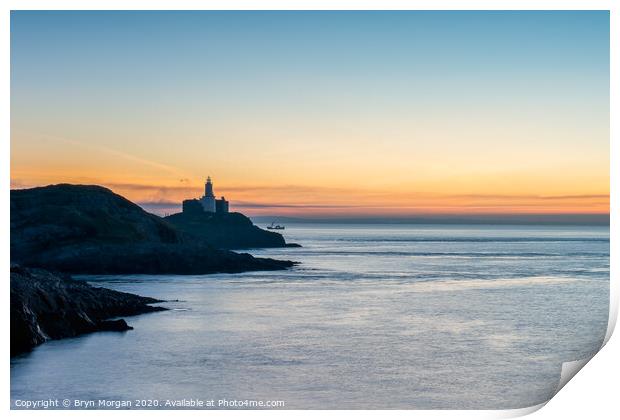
10, 266, 166, 356
17, 242, 295, 275
97, 319, 133, 332
164, 211, 290, 249
11, 184, 295, 274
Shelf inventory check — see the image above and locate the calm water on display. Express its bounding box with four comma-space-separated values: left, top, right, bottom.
11, 224, 609, 409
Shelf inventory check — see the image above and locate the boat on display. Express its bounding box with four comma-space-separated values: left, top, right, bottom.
266, 221, 285, 230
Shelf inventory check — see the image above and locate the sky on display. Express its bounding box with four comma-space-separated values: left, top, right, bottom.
11, 11, 610, 219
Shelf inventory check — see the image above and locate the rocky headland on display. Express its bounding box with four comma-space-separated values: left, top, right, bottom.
11, 184, 295, 274
10, 265, 167, 356
164, 211, 300, 249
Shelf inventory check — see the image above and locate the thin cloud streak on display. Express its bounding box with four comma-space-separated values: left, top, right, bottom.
94, 182, 610, 201
106, 182, 201, 195
110, 183, 609, 203
11, 179, 609, 216
19, 131, 191, 178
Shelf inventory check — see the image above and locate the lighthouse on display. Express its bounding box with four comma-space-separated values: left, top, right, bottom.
181, 176, 229, 215
204, 176, 214, 197
200, 176, 216, 213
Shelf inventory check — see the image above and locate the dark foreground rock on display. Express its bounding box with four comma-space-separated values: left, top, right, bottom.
19, 242, 294, 275
97, 319, 133, 332
164, 211, 291, 249
10, 266, 167, 356
11, 184, 295, 274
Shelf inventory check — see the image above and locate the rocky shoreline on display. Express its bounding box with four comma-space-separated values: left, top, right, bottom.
10, 266, 167, 356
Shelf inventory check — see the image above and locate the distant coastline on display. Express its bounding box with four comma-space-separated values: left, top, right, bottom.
248, 214, 610, 226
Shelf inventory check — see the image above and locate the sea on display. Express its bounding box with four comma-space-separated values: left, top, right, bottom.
10, 224, 610, 409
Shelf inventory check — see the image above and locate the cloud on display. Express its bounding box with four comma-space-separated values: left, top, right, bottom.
452, 193, 609, 200
135, 201, 181, 209
106, 182, 200, 195
219, 185, 358, 193
231, 201, 371, 209
10, 179, 35, 189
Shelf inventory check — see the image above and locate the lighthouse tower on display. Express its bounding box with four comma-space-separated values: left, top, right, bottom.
200, 176, 216, 213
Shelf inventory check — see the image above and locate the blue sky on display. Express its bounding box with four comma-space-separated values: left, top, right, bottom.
10, 11, 610, 217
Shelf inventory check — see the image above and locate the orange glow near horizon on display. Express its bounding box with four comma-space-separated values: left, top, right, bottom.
9, 173, 609, 217
9, 133, 609, 217
9, 128, 609, 218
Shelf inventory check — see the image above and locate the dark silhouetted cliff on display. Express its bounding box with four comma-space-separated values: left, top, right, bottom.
10, 266, 167, 356
10, 184, 295, 274
164, 211, 293, 249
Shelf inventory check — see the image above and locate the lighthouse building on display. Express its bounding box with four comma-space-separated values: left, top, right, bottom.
182, 176, 229, 215
200, 176, 217, 212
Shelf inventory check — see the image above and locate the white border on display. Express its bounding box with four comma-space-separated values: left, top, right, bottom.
3, 1, 617, 419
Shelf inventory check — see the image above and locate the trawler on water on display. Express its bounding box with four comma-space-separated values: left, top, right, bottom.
267, 221, 285, 230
